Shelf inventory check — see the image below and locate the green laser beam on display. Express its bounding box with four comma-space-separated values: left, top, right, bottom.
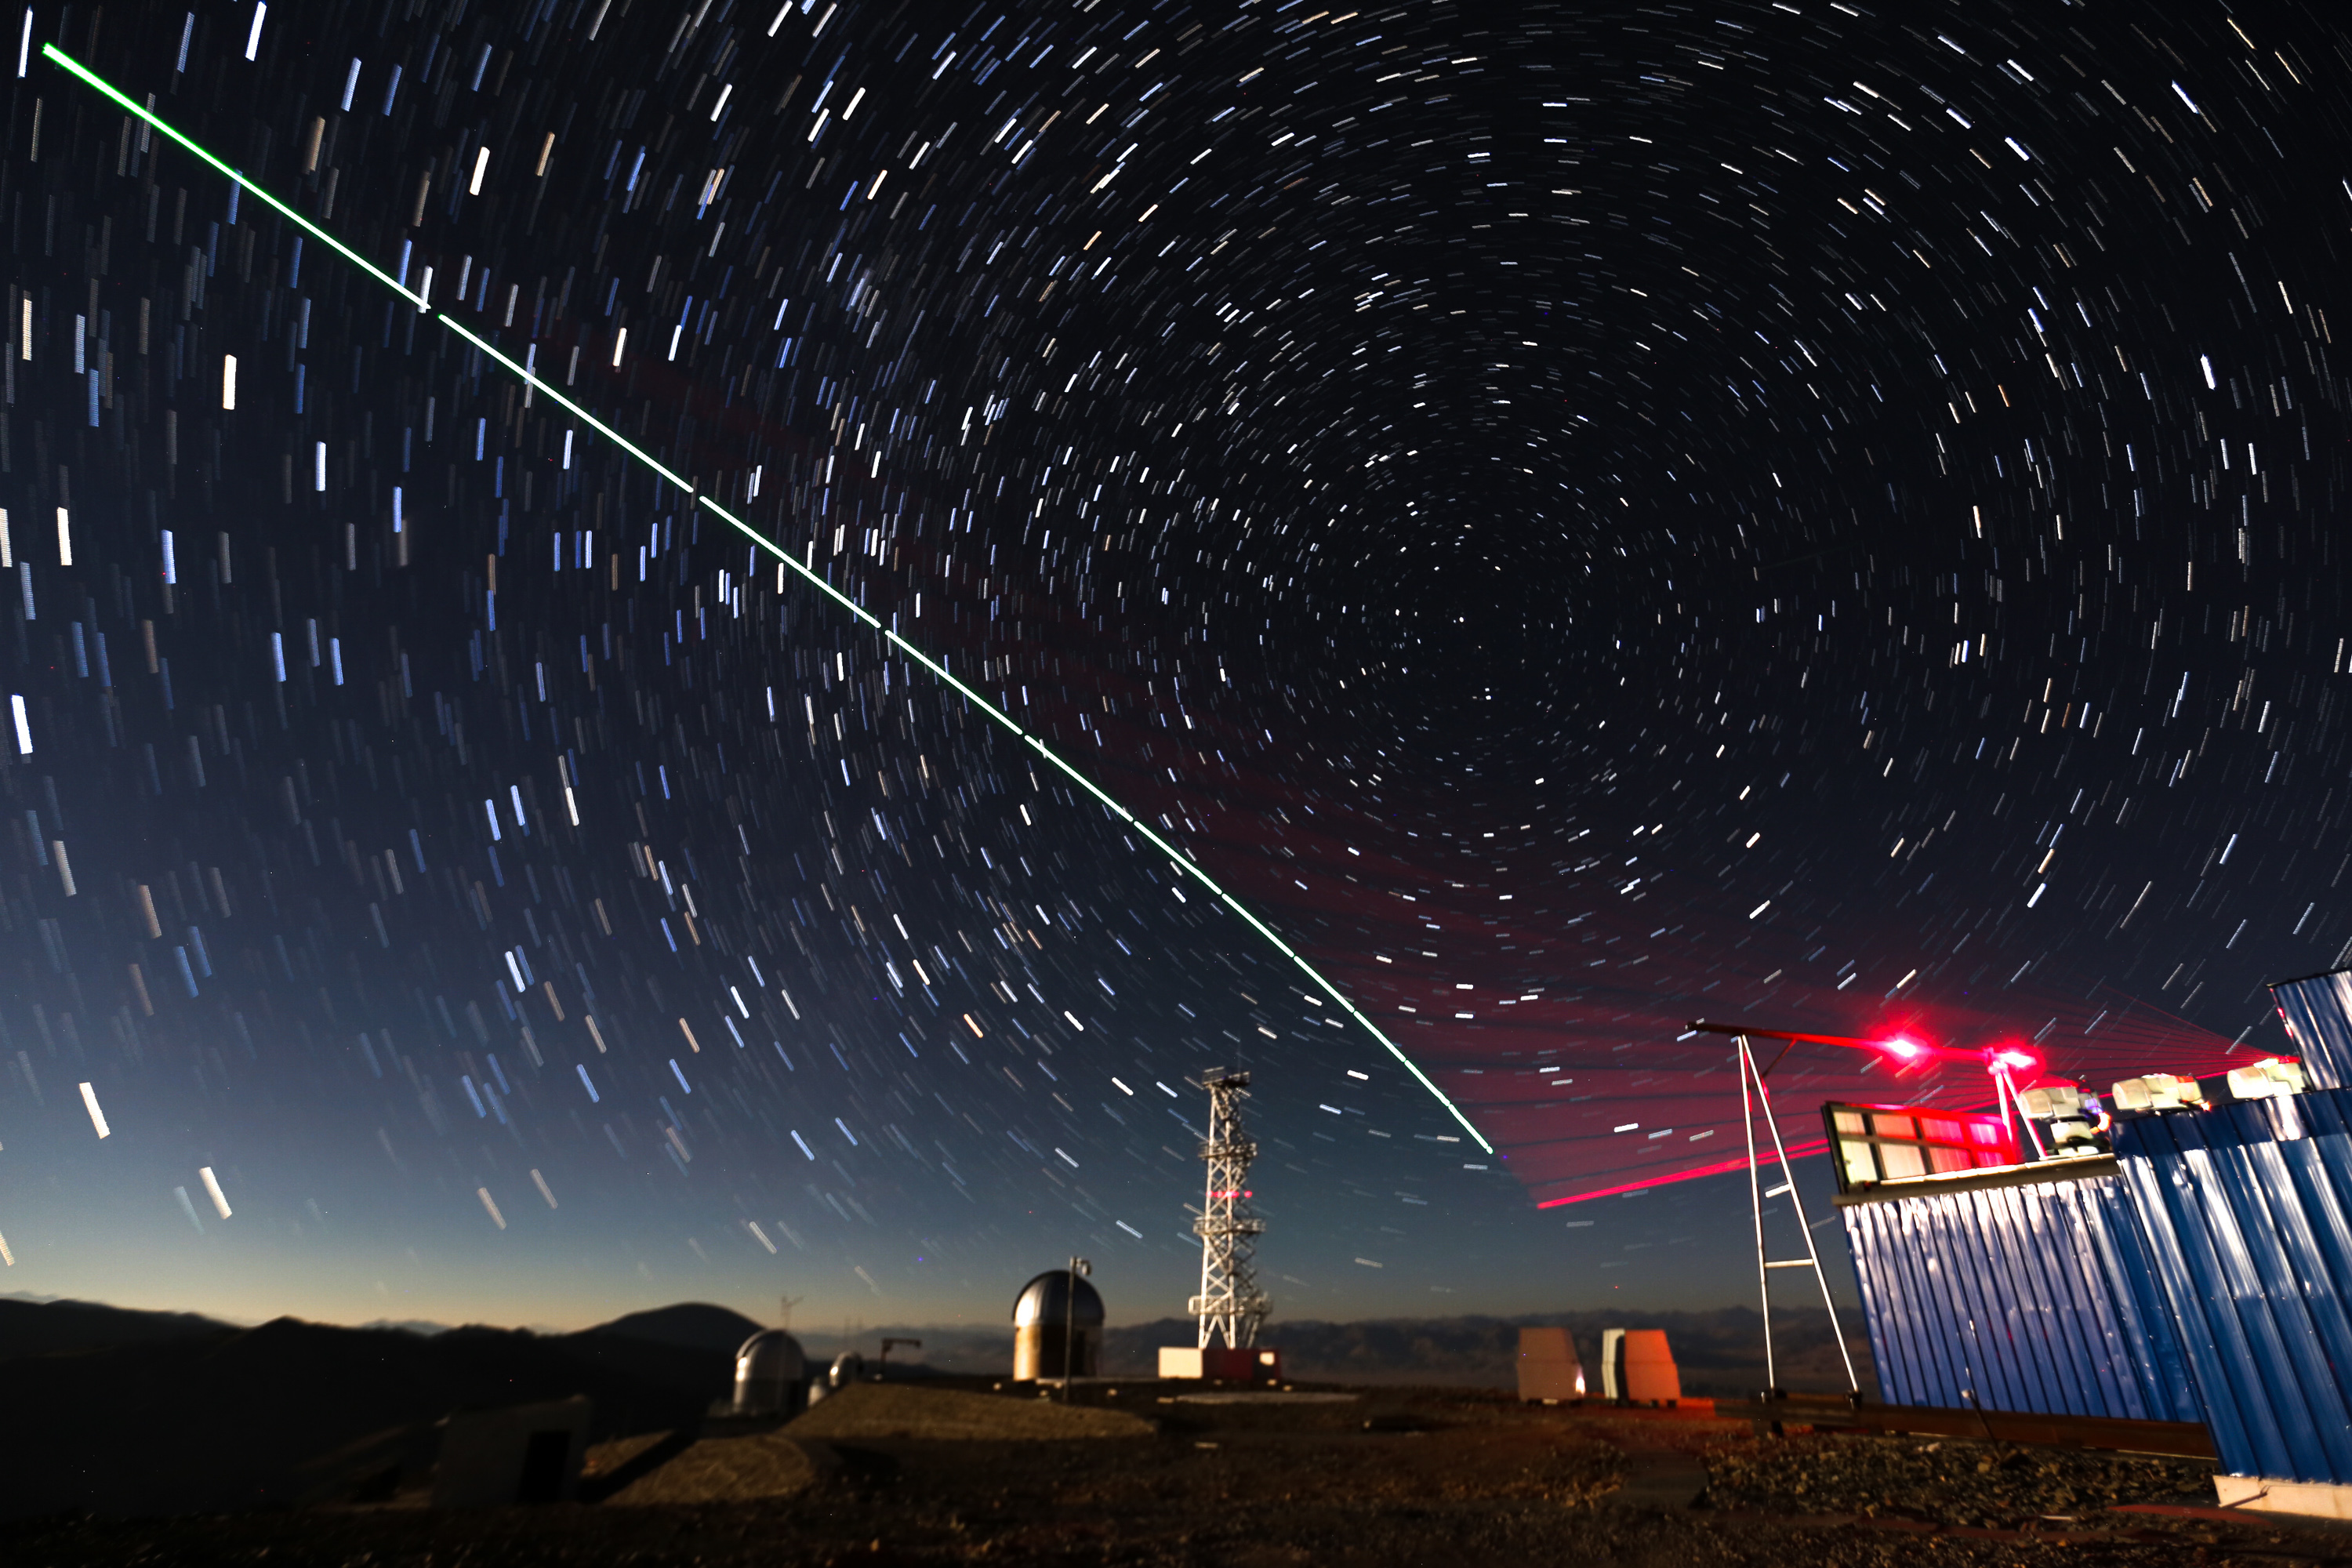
44, 42, 1496, 1155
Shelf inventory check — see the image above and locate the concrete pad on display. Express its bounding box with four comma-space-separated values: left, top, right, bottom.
2215, 1474, 2352, 1521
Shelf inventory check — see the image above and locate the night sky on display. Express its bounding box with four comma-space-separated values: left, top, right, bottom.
0, 0, 2334, 1337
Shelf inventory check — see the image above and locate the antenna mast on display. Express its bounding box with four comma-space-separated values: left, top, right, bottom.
1188, 1069, 1270, 1348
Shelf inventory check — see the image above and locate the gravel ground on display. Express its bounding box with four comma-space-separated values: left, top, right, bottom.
1703, 1430, 2224, 1528
785, 1383, 1157, 1442
18, 1388, 2348, 1566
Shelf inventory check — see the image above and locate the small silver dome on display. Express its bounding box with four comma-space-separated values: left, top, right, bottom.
732, 1329, 808, 1417
735, 1328, 806, 1380
1012, 1269, 1105, 1328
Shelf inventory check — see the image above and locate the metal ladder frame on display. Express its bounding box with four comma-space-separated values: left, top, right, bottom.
1737, 1033, 1860, 1398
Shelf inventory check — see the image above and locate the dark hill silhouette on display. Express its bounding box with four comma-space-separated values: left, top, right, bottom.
581, 1301, 768, 1357
0, 1297, 236, 1360
0, 1314, 735, 1519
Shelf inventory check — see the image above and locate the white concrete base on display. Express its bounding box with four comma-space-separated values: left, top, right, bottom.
1156, 1345, 1283, 1380
2215, 1474, 2352, 1519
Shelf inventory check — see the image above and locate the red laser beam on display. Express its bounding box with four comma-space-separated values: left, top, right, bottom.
1536, 1138, 1836, 1207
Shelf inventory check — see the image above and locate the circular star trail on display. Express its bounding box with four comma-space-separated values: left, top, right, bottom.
0, 0, 2342, 1318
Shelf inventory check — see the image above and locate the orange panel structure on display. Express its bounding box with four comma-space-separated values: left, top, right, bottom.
1515, 1327, 1585, 1403
1601, 1327, 1682, 1403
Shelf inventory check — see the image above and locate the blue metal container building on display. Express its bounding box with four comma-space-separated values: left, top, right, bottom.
2111, 1085, 2352, 1483
2274, 970, 2352, 1087
1837, 1160, 2199, 1423
1832, 967, 2352, 1486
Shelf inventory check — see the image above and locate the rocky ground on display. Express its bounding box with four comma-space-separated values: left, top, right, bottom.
19, 1385, 2348, 1566
1706, 1427, 2223, 1529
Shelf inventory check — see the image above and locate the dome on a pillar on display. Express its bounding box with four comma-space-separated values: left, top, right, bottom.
1012, 1269, 1104, 1327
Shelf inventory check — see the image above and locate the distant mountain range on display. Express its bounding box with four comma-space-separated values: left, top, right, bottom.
0, 1294, 1867, 1397
352, 1318, 457, 1338
0, 1296, 772, 1359
805, 1308, 1868, 1396
1133, 1308, 1871, 1397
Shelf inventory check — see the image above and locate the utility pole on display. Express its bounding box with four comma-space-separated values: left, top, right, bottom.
1189, 1069, 1269, 1348
1063, 1255, 1091, 1399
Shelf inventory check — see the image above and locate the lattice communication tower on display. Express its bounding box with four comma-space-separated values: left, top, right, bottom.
1188, 1069, 1271, 1348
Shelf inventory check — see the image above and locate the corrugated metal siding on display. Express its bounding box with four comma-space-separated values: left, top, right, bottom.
2273, 970, 2352, 1091
2113, 1088, 2352, 1482
1839, 1167, 2198, 1424
1835, 967, 2352, 1480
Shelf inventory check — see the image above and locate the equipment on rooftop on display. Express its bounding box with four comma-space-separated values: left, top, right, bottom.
2108, 1073, 2205, 1114
2015, 1085, 2110, 1157
2222, 1057, 2310, 1100
1829, 967, 2352, 1515
1824, 1101, 2020, 1190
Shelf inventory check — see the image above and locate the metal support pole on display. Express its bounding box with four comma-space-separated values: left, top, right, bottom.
1062, 1255, 1090, 1398
1994, 1064, 2048, 1160
1748, 1050, 1860, 1395
1739, 1033, 1861, 1404
1739, 1035, 1777, 1394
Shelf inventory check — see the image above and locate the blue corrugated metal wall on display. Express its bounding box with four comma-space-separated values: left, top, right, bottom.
1839, 1168, 2198, 1423
2111, 1087, 2352, 1483
2273, 971, 2352, 1090
1835, 968, 2352, 1479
